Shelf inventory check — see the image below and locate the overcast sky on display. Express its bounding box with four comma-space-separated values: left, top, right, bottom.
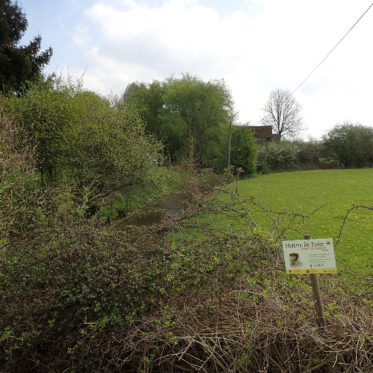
19, 0, 373, 139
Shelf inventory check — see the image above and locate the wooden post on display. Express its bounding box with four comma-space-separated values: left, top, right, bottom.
304, 234, 325, 327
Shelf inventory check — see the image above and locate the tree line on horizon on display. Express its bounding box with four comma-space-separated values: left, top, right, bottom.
1, 0, 373, 183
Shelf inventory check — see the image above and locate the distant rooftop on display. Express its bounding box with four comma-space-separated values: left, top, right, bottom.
248, 125, 273, 138
248, 125, 279, 144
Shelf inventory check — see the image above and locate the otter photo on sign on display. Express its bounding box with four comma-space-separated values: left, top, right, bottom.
289, 253, 302, 267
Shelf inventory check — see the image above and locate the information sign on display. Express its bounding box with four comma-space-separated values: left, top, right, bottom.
282, 238, 337, 274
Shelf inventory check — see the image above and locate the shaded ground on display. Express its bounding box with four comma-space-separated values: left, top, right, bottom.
123, 194, 186, 226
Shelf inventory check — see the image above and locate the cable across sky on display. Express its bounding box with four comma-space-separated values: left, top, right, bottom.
292, 2, 373, 95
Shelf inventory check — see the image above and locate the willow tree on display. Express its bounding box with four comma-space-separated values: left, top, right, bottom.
122, 74, 234, 168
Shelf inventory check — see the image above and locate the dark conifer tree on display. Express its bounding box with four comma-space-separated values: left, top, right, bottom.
0, 0, 52, 94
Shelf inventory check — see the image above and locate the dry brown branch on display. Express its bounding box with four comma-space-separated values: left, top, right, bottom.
336, 204, 373, 246
212, 186, 326, 240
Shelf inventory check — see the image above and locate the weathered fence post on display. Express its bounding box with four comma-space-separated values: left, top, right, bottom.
304, 234, 325, 327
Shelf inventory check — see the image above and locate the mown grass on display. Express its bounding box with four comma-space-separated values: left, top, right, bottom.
207, 169, 373, 284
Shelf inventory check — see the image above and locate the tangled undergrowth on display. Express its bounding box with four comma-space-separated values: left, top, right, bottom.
1, 209, 373, 372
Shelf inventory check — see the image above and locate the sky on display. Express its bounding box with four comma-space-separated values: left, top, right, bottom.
18, 0, 373, 139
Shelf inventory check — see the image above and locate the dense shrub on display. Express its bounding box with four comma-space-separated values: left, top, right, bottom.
0, 224, 173, 371
229, 125, 257, 175
4, 80, 76, 183
61, 91, 163, 203
256, 140, 323, 172
257, 141, 298, 172
0, 108, 47, 237
322, 122, 373, 168
3, 80, 163, 209
292, 139, 322, 165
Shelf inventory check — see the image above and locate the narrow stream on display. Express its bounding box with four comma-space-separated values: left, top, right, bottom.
122, 194, 186, 226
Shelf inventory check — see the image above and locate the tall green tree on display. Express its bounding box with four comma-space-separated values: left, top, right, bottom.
120, 81, 178, 156
164, 75, 233, 167
0, 0, 52, 94
122, 74, 234, 168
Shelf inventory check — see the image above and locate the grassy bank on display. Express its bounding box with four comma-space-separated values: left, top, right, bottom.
202, 169, 373, 281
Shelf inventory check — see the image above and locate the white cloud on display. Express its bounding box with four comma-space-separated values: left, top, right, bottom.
72, 0, 373, 138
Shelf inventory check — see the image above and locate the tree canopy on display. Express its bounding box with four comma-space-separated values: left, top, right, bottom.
322, 122, 373, 168
0, 0, 52, 94
121, 74, 234, 169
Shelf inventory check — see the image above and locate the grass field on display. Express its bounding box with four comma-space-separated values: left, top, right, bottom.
203, 169, 373, 284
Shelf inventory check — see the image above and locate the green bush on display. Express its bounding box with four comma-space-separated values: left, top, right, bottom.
256, 140, 323, 172
0, 109, 47, 238
61, 91, 163, 205
322, 122, 373, 168
229, 125, 257, 175
4, 79, 77, 184
4, 79, 164, 210
292, 139, 322, 165
257, 141, 298, 172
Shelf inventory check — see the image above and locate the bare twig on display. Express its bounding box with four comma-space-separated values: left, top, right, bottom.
336, 204, 373, 246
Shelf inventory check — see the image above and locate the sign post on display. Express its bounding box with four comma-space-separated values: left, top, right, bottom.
282, 235, 337, 327
305, 235, 325, 327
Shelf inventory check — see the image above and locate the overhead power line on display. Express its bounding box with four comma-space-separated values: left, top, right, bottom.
292, 2, 373, 94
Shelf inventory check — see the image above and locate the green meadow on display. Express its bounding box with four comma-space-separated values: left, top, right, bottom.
204, 169, 373, 282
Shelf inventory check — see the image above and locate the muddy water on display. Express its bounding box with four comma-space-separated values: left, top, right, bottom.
123, 194, 186, 226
